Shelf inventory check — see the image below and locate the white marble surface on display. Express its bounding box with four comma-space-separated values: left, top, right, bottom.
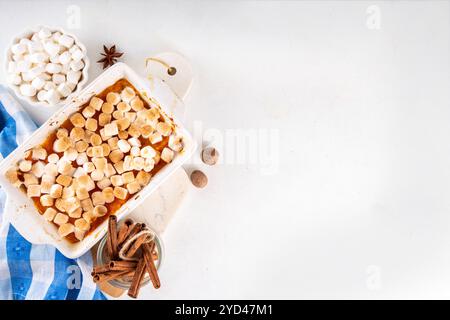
1, 0, 450, 299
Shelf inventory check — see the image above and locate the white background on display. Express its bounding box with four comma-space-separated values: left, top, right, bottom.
0, 0, 450, 299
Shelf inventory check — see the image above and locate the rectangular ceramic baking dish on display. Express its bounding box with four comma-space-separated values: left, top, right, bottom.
0, 62, 196, 258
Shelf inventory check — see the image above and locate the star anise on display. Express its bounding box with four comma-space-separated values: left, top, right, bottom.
97, 45, 124, 69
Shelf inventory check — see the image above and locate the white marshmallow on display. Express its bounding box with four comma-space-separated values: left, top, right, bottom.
21, 72, 35, 82
12, 54, 23, 62
40, 73, 51, 81
70, 60, 84, 72
44, 81, 56, 90
31, 76, 46, 90
29, 52, 49, 63
37, 90, 48, 101
38, 28, 52, 39
66, 70, 81, 84
59, 51, 71, 65
57, 83, 73, 97
49, 54, 60, 64
19, 83, 36, 97
16, 60, 31, 72
45, 63, 62, 74
58, 34, 74, 48
71, 49, 84, 61
28, 65, 45, 78
52, 32, 62, 42
52, 73, 65, 85
8, 74, 22, 85
45, 89, 61, 105
27, 41, 43, 53
7, 61, 17, 74
11, 43, 27, 55
43, 41, 60, 57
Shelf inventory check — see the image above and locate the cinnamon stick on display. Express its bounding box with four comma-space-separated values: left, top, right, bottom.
109, 260, 137, 271
117, 219, 133, 245
93, 269, 131, 283
142, 242, 160, 289
107, 215, 118, 259
128, 257, 146, 298
124, 233, 150, 258
92, 264, 111, 275
118, 222, 141, 247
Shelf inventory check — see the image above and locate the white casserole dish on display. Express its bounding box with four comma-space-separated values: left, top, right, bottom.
0, 62, 196, 258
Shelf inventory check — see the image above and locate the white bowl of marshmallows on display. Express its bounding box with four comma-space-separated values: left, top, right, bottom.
4, 26, 89, 107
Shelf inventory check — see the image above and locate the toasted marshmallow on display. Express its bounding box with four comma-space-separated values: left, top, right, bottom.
130, 146, 140, 157
41, 174, 55, 193
75, 218, 90, 232
150, 132, 163, 144
76, 152, 88, 166
117, 102, 131, 112
77, 175, 95, 191
81, 198, 94, 212
102, 143, 111, 157
91, 146, 104, 158
40, 194, 54, 207
126, 181, 141, 194
120, 87, 135, 103
113, 161, 125, 174
58, 223, 75, 237
140, 125, 153, 138
68, 207, 82, 219
82, 211, 95, 223
141, 146, 156, 159
93, 205, 107, 217
97, 178, 111, 190
136, 171, 151, 186
23, 173, 38, 187
89, 96, 103, 111
102, 187, 115, 204
123, 156, 133, 172
168, 135, 183, 152
99, 113, 112, 127
47, 153, 59, 164
156, 121, 172, 136
75, 140, 89, 153
65, 197, 81, 214
101, 102, 114, 114
63, 147, 78, 161
107, 137, 119, 151
83, 162, 95, 174
76, 187, 90, 200
161, 147, 174, 163
116, 117, 131, 131
104, 122, 118, 137
106, 92, 121, 105
113, 186, 128, 200
82, 105, 96, 118
130, 97, 144, 111
5, 168, 21, 187
128, 124, 141, 138
104, 163, 116, 178
118, 130, 129, 140
70, 113, 85, 128
90, 133, 102, 146
111, 175, 124, 187
56, 128, 68, 139
57, 159, 73, 175
121, 172, 135, 184
62, 186, 75, 199
113, 109, 125, 120
56, 174, 72, 187
19, 160, 32, 172
32, 161, 45, 178
90, 169, 104, 182
109, 149, 124, 164
44, 163, 58, 177
92, 157, 107, 171
31, 147, 47, 160
132, 157, 145, 171
128, 137, 141, 147
50, 184, 63, 198
55, 198, 66, 212
85, 118, 98, 132
53, 137, 71, 152
117, 139, 131, 153
43, 208, 57, 221
54, 212, 69, 225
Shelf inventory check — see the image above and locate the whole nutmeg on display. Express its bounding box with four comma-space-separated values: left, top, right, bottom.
202, 147, 219, 166
190, 170, 208, 188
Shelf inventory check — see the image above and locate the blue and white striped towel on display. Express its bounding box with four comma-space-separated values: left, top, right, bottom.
0, 85, 106, 300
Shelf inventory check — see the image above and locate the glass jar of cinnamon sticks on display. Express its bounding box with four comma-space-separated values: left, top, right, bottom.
94, 216, 163, 298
